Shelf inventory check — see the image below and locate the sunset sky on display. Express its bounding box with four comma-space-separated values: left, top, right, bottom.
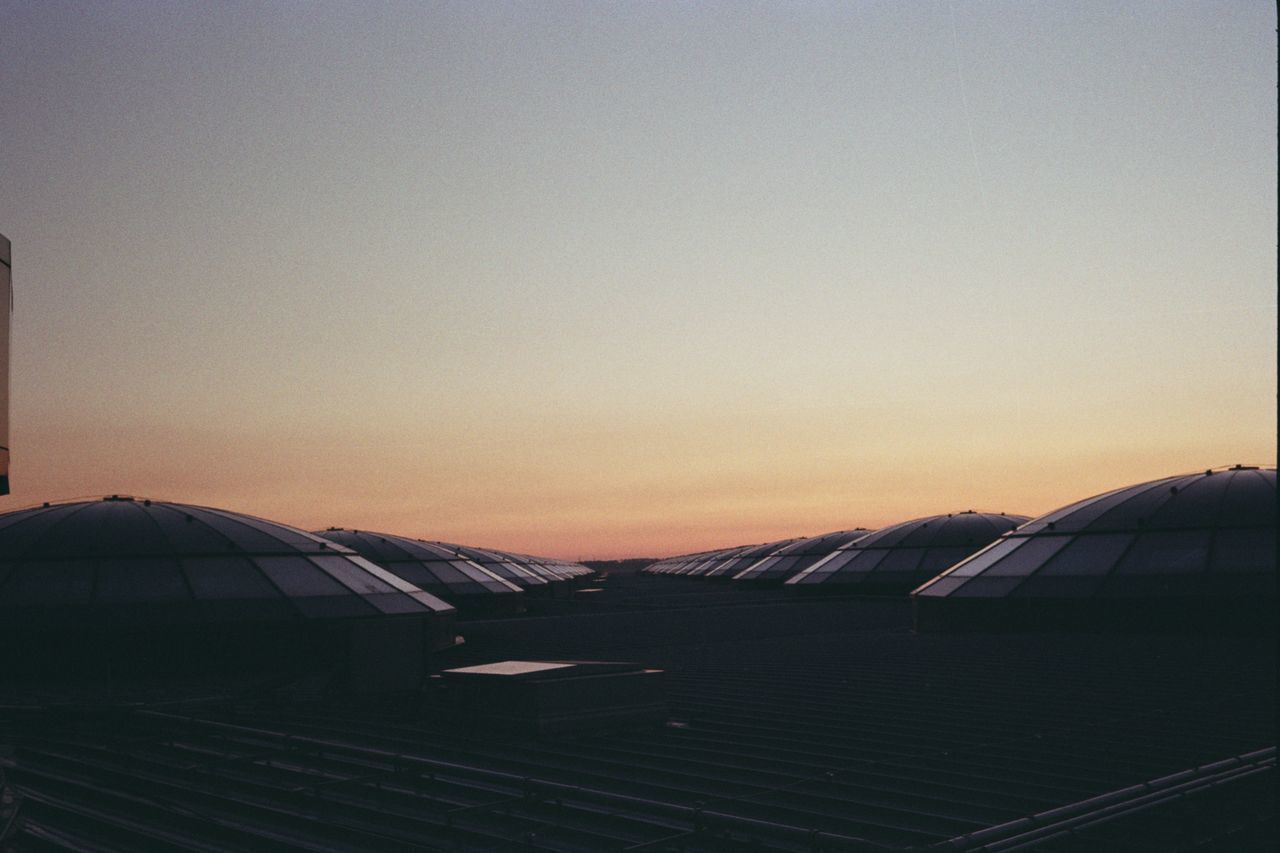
0, 1, 1274, 559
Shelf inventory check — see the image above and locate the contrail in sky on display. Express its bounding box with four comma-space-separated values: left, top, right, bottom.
948, 0, 990, 216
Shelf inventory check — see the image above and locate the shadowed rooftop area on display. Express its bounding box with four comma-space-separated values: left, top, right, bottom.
1, 572, 1273, 850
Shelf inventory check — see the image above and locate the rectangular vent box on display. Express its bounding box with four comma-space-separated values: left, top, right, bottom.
437, 660, 667, 735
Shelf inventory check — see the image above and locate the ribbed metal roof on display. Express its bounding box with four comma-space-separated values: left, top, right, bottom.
786, 512, 1029, 593
4, 575, 1270, 850
0, 497, 456, 626
314, 529, 523, 609
914, 467, 1275, 601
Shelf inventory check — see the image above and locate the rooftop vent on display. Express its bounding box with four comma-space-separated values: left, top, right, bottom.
434, 660, 667, 735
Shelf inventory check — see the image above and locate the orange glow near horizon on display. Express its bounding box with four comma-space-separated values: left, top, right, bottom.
14, 402, 1275, 559
1, 4, 1274, 560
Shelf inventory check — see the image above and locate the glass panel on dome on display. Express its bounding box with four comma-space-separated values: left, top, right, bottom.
803, 551, 854, 576
851, 523, 904, 549
788, 553, 827, 574
364, 591, 431, 614
1017, 485, 1135, 533
804, 531, 852, 552
95, 558, 189, 603
191, 506, 323, 550
407, 589, 457, 612
914, 576, 968, 597
385, 563, 440, 589
869, 548, 924, 576
1146, 473, 1231, 527
29, 505, 113, 558
1209, 528, 1275, 574
915, 547, 973, 580
430, 542, 465, 559
1216, 469, 1277, 527
834, 548, 885, 573
778, 555, 807, 574
456, 561, 503, 582
0, 560, 94, 605
897, 521, 941, 548
184, 556, 281, 599
392, 540, 435, 560
427, 562, 471, 584
255, 556, 351, 596
326, 535, 375, 560
945, 538, 1026, 578
310, 555, 399, 594
0, 507, 74, 556
984, 535, 1071, 576
1112, 530, 1211, 575
1089, 479, 1186, 530
90, 503, 174, 556
785, 566, 822, 585
181, 507, 296, 551
1049, 479, 1177, 532
148, 504, 240, 551
1037, 533, 1134, 576
369, 537, 414, 561
488, 562, 536, 582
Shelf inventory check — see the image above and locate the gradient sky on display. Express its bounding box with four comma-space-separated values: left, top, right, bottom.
1, 1, 1274, 559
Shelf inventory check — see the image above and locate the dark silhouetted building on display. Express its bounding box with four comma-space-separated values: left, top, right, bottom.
0, 233, 10, 495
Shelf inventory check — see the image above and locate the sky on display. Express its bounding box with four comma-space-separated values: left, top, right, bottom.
0, 1, 1274, 559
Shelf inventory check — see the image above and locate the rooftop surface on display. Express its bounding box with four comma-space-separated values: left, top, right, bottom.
1, 572, 1274, 851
